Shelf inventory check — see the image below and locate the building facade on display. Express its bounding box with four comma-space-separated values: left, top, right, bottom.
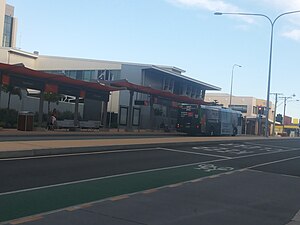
0, 0, 17, 48
0, 47, 220, 130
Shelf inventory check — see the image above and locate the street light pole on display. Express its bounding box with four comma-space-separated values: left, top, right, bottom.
230, 64, 242, 107
214, 10, 300, 137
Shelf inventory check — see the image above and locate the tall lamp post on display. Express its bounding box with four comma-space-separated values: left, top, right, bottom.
214, 10, 300, 137
230, 64, 242, 107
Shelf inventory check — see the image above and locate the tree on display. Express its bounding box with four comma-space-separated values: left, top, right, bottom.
2, 85, 22, 109
44, 92, 61, 114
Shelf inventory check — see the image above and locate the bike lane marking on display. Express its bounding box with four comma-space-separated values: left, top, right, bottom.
0, 160, 231, 223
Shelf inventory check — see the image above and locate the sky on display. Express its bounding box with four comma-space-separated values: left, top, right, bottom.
7, 0, 300, 119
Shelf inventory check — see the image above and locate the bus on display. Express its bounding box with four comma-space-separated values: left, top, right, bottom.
176, 104, 243, 136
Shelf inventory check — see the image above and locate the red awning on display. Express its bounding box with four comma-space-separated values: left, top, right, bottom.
109, 80, 208, 105
0, 63, 118, 93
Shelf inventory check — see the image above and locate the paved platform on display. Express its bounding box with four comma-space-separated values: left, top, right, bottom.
0, 128, 293, 158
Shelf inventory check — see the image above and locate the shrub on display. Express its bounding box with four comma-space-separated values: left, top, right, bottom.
0, 108, 18, 128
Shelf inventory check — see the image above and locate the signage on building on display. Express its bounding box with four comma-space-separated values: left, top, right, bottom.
45, 83, 58, 93
135, 100, 149, 106
292, 118, 299, 125
2, 74, 10, 85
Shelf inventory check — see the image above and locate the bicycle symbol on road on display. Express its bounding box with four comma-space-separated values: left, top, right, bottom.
195, 163, 234, 172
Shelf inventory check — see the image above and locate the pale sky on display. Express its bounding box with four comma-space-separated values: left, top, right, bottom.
7, 0, 300, 119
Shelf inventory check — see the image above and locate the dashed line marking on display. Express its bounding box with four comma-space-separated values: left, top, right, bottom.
208, 174, 221, 179
143, 189, 158, 194
168, 183, 183, 188
66, 203, 93, 211
190, 178, 205, 183
9, 215, 43, 225
110, 195, 129, 201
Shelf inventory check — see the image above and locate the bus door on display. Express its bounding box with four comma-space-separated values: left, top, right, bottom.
220, 111, 232, 135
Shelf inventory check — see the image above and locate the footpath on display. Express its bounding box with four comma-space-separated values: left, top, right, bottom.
0, 128, 281, 159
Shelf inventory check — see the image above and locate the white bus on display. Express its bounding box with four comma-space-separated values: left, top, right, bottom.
176, 104, 243, 136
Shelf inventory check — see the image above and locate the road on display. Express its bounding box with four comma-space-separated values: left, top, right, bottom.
1, 138, 300, 225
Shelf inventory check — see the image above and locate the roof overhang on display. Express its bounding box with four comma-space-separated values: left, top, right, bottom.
108, 79, 208, 105
143, 66, 221, 91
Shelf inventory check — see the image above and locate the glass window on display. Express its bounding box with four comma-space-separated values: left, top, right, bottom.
2, 15, 13, 47
111, 70, 121, 80
67, 71, 77, 79
41, 69, 121, 82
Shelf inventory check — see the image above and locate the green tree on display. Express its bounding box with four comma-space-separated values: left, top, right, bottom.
2, 85, 22, 109
44, 92, 61, 114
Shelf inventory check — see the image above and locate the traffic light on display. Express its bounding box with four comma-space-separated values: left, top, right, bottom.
258, 106, 264, 115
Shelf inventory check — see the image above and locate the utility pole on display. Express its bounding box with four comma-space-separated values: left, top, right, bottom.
279, 94, 296, 132
270, 93, 283, 136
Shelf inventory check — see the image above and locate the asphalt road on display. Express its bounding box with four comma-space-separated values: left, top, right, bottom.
2, 138, 300, 225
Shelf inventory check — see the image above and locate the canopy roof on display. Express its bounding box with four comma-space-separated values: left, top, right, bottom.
0, 63, 118, 101
108, 79, 208, 105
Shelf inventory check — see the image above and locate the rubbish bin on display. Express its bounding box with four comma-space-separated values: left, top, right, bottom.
18, 111, 34, 131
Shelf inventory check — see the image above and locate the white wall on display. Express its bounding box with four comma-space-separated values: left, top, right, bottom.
36, 55, 121, 70
0, 47, 38, 67
0, 0, 6, 46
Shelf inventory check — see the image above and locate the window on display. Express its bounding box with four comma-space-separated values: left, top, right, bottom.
3, 15, 13, 47
42, 69, 121, 82
98, 70, 119, 81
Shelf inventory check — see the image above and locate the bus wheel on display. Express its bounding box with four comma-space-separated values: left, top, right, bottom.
232, 128, 237, 136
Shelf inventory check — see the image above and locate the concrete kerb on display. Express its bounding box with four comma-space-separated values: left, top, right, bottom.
0, 128, 180, 137
0, 136, 288, 159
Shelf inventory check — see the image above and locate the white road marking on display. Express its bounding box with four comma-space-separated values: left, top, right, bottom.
158, 147, 231, 159
0, 148, 160, 161
195, 163, 234, 172
248, 155, 300, 170
249, 169, 300, 180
